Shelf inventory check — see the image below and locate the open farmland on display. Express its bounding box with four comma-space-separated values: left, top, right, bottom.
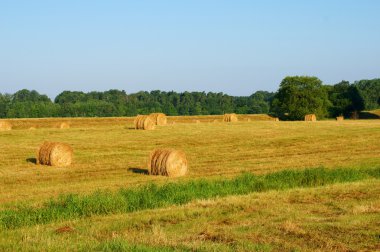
0, 115, 380, 251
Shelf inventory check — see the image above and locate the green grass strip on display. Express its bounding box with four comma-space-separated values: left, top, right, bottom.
1, 167, 379, 230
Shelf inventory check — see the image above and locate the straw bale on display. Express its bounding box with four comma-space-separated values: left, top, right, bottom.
59, 122, 70, 129
336, 116, 344, 121
223, 113, 238, 122
0, 120, 12, 131
134, 115, 155, 130
148, 148, 188, 177
304, 114, 317, 121
36, 141, 73, 167
149, 113, 167, 125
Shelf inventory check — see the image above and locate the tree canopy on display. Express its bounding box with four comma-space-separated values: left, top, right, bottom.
0, 77, 379, 119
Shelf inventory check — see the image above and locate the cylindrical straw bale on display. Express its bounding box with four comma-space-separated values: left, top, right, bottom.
149, 113, 167, 125
223, 113, 238, 122
148, 149, 188, 177
134, 115, 155, 130
37, 141, 73, 167
59, 122, 70, 129
0, 120, 12, 131
304, 114, 317, 121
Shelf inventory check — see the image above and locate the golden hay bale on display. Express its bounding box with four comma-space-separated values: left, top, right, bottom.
304, 114, 317, 122
29, 127, 37, 130
36, 141, 73, 167
195, 120, 200, 124
336, 116, 344, 121
134, 115, 155, 130
148, 149, 188, 177
273, 117, 280, 121
0, 120, 12, 131
223, 113, 238, 122
59, 122, 70, 129
149, 113, 167, 125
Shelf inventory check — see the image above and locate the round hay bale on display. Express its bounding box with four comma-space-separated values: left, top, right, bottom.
59, 122, 70, 129
194, 120, 200, 124
0, 120, 12, 131
223, 113, 238, 122
273, 117, 280, 121
336, 116, 344, 121
37, 141, 73, 167
304, 114, 316, 122
148, 149, 188, 177
149, 113, 167, 126
134, 115, 155, 130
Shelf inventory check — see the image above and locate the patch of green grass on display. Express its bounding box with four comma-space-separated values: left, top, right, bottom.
95, 239, 181, 252
1, 167, 379, 230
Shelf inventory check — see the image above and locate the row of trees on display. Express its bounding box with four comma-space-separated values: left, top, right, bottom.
0, 77, 379, 119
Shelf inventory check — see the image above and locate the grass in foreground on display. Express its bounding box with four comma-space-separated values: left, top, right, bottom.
1, 180, 379, 251
1, 166, 379, 230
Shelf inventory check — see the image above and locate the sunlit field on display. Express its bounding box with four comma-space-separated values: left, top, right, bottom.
0, 115, 379, 251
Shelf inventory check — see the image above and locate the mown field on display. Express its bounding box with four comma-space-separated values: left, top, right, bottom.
0, 115, 379, 251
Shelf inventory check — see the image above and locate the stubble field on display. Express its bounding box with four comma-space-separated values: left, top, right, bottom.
0, 115, 379, 251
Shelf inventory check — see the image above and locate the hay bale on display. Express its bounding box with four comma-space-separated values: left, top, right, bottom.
149, 113, 167, 125
0, 120, 12, 131
59, 122, 70, 129
273, 117, 280, 121
148, 149, 188, 177
195, 120, 200, 124
36, 141, 73, 167
304, 114, 317, 121
223, 113, 238, 122
336, 116, 344, 121
29, 127, 37, 130
134, 115, 155, 130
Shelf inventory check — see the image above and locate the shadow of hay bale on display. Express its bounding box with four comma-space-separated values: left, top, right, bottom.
26, 157, 37, 164
128, 167, 148, 175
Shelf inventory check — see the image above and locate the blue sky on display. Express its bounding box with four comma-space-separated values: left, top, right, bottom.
0, 0, 379, 97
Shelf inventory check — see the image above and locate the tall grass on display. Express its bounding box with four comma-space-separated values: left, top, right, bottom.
1, 167, 379, 229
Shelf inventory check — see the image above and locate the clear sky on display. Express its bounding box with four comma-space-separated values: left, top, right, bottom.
1, 0, 379, 98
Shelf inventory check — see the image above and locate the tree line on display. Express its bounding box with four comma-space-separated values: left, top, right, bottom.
0, 77, 379, 119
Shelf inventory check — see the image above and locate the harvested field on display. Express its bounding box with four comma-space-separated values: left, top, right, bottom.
0, 115, 379, 251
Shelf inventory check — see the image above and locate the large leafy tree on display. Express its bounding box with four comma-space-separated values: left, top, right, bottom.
328, 81, 364, 117
354, 79, 380, 110
271, 76, 331, 120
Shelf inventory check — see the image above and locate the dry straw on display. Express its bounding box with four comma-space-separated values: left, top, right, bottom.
0, 120, 12, 131
223, 113, 238, 122
36, 141, 73, 167
304, 114, 317, 122
134, 115, 155, 130
148, 149, 188, 177
59, 122, 70, 129
336, 116, 344, 121
149, 113, 167, 125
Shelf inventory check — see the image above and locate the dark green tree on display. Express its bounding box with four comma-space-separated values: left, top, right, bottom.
328, 81, 365, 117
354, 79, 380, 110
271, 76, 331, 120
